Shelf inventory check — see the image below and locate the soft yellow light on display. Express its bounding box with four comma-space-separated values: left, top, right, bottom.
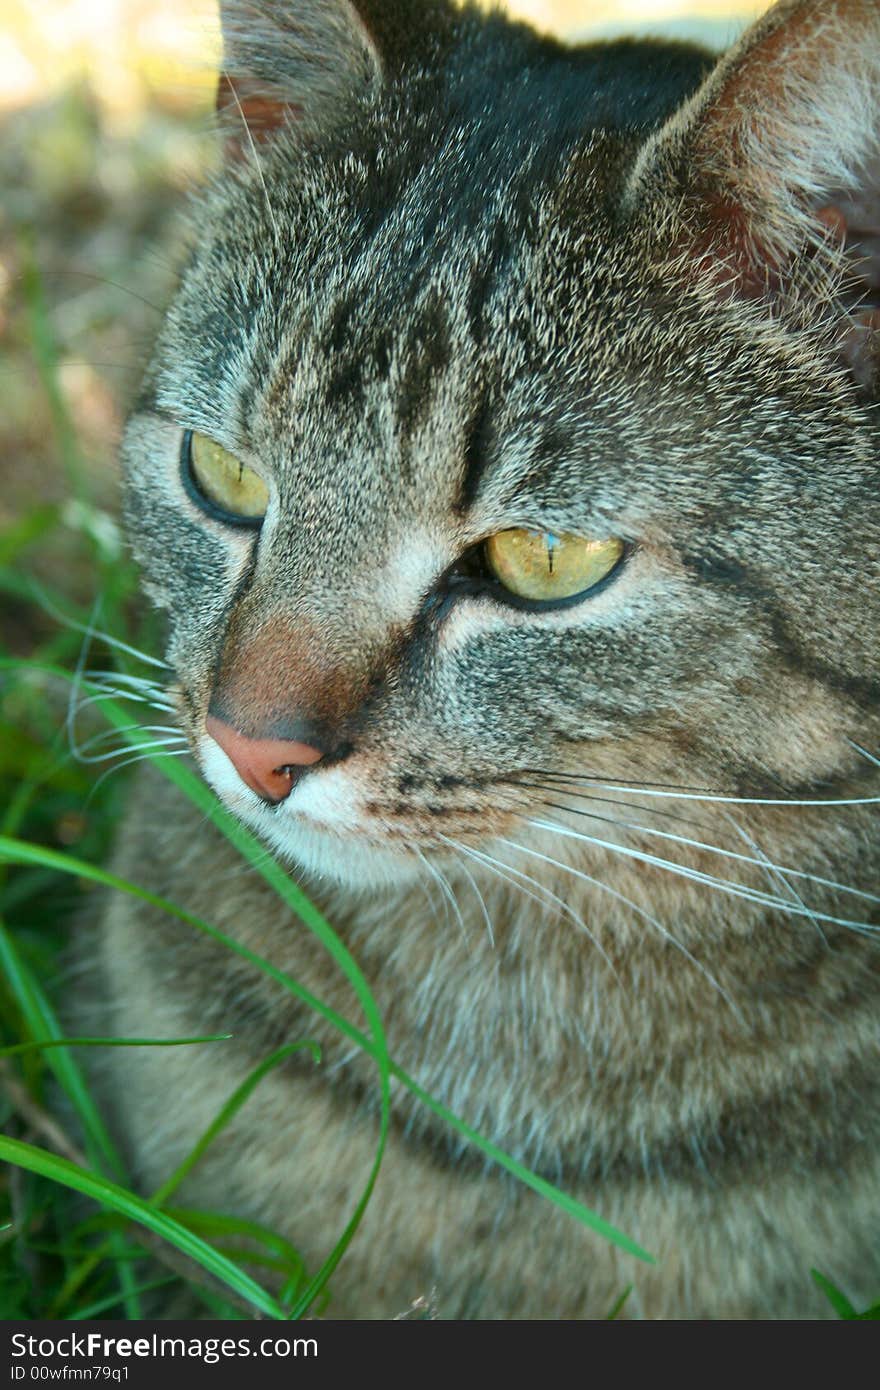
0, 3, 767, 115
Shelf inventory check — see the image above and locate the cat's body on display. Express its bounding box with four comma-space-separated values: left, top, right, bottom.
80, 0, 880, 1317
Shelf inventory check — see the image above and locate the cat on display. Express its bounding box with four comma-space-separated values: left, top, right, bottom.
79, 0, 880, 1318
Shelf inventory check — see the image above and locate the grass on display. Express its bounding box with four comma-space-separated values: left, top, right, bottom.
1, 81, 877, 1324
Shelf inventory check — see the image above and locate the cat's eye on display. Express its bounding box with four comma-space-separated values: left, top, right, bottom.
182, 430, 269, 526
484, 529, 624, 603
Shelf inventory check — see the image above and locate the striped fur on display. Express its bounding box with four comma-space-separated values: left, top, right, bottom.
80, 1, 880, 1317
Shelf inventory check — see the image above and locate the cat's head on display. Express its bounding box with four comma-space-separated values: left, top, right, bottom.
123, 0, 880, 890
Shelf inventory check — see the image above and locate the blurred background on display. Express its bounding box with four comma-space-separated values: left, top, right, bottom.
3, 1, 763, 111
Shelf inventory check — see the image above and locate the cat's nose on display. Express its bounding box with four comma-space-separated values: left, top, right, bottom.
205, 714, 323, 803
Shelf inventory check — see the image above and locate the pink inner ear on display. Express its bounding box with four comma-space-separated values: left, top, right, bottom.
839, 309, 880, 392
820, 177, 880, 295
820, 187, 880, 392
216, 73, 303, 144
685, 182, 880, 315
681, 197, 788, 303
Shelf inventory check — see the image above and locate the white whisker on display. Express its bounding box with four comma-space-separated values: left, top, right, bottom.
499, 834, 744, 1017
223, 78, 281, 242
848, 739, 880, 770
68, 600, 101, 765
406, 849, 447, 932
553, 782, 880, 809
33, 585, 170, 670
85, 672, 176, 708
514, 776, 722, 834
535, 798, 880, 908
75, 722, 182, 751
441, 834, 621, 984
74, 732, 187, 766
720, 810, 828, 949
85, 670, 170, 692
86, 682, 174, 708
527, 816, 878, 935
87, 746, 189, 798
72, 687, 177, 719
451, 852, 496, 949
412, 845, 468, 941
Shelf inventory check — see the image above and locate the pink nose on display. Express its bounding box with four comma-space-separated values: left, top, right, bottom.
205, 714, 323, 803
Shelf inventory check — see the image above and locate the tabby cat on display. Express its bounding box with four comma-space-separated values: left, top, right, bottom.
83, 0, 880, 1318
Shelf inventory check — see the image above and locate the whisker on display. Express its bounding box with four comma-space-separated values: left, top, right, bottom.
552, 783, 880, 809
848, 739, 880, 770
499, 834, 744, 1017
412, 845, 468, 941
32, 583, 170, 671
441, 835, 621, 985
84, 669, 176, 708
518, 767, 717, 794
451, 852, 496, 949
517, 766, 880, 808
74, 687, 177, 716
513, 777, 723, 833
74, 720, 183, 748
720, 810, 829, 949
73, 730, 187, 766
85, 670, 172, 695
67, 599, 101, 766
527, 816, 878, 935
406, 848, 448, 933
13, 267, 166, 314
412, 845, 453, 929
534, 798, 880, 908
223, 80, 281, 243
86, 746, 189, 800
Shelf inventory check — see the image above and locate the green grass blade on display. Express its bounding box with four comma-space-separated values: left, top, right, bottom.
0, 1035, 232, 1060
165, 1209, 306, 1287
810, 1269, 879, 1319
605, 1284, 633, 1319
1, 659, 396, 1312
0, 921, 125, 1179
0, 1135, 284, 1318
0, 918, 144, 1316
1, 659, 655, 1265
0, 826, 392, 1315
134, 757, 654, 1266
810, 1269, 857, 1318
0, 830, 653, 1265
149, 1041, 320, 1208
70, 1278, 177, 1320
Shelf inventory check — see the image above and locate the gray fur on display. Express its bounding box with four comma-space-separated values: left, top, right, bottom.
83, 0, 880, 1317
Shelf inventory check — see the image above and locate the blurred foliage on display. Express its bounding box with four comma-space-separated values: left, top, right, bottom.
0, 79, 200, 1319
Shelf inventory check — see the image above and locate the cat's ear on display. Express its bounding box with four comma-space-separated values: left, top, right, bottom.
216, 0, 381, 146
630, 0, 880, 388
216, 0, 450, 151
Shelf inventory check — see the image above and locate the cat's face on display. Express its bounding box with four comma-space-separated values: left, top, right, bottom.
122, 0, 880, 889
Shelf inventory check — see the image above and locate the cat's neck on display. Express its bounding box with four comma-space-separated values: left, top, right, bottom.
313, 837, 880, 1176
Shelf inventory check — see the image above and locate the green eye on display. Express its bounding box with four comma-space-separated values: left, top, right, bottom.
484, 529, 624, 602
184, 430, 269, 524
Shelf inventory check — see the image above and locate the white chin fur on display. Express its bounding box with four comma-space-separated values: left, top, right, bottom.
199, 736, 420, 890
